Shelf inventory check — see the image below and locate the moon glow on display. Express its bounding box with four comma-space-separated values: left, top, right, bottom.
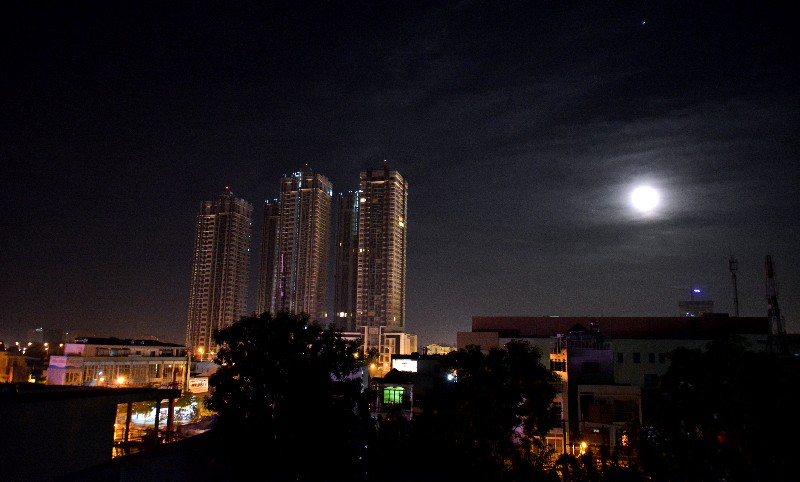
631, 186, 659, 212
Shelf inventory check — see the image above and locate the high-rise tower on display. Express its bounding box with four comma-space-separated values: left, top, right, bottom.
271, 167, 332, 324
356, 162, 408, 359
333, 191, 359, 332
256, 198, 279, 316
186, 189, 253, 362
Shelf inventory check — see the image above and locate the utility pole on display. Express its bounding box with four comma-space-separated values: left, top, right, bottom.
765, 255, 788, 355
729, 255, 739, 317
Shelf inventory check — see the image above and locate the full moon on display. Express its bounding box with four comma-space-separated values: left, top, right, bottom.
630, 186, 659, 212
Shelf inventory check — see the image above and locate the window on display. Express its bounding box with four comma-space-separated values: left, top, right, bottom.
633, 353, 641, 364
617, 352, 624, 363
553, 401, 563, 420
648, 353, 656, 363
659, 353, 667, 363
383, 386, 404, 404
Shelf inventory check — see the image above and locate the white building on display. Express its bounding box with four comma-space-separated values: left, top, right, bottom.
47, 337, 187, 390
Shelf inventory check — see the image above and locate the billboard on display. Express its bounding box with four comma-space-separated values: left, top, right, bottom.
188, 377, 209, 393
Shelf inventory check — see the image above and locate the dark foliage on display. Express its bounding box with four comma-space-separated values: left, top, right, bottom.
368, 340, 564, 481
641, 334, 800, 482
201, 317, 793, 482
206, 311, 374, 481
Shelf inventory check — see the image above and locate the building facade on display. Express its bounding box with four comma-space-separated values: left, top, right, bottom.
458, 314, 768, 455
47, 337, 187, 390
186, 189, 253, 362
424, 343, 457, 355
356, 163, 408, 364
0, 349, 29, 383
256, 198, 280, 316
270, 167, 332, 324
333, 190, 359, 332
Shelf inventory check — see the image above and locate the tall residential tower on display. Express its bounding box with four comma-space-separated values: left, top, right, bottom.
333, 191, 359, 332
186, 189, 253, 362
256, 199, 279, 316
355, 163, 408, 360
270, 167, 332, 324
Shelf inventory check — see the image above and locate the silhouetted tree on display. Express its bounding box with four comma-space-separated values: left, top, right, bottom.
383, 340, 562, 481
205, 311, 374, 481
641, 334, 799, 482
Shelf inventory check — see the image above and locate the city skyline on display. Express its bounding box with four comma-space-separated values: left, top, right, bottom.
2, 2, 798, 347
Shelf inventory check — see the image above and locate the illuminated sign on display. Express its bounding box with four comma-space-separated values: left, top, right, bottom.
188, 377, 209, 393
392, 359, 417, 373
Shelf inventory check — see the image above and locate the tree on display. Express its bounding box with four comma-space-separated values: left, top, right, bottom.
386, 340, 562, 481
205, 311, 374, 481
641, 334, 799, 482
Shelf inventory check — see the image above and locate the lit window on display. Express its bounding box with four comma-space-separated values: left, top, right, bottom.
383, 386, 404, 404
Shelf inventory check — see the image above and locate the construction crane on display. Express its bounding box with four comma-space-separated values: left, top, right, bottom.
765, 255, 788, 355
729, 255, 739, 317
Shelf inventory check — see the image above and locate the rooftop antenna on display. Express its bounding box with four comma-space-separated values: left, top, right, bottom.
765, 255, 788, 355
728, 254, 739, 317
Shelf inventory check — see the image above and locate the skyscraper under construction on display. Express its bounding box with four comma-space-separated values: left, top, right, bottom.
186, 189, 253, 362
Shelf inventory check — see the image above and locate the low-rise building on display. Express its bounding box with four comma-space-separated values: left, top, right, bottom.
47, 337, 188, 390
424, 343, 456, 355
457, 313, 768, 457
369, 353, 449, 422
0, 348, 30, 383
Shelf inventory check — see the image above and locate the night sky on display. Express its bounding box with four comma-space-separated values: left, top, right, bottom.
2, 1, 798, 347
